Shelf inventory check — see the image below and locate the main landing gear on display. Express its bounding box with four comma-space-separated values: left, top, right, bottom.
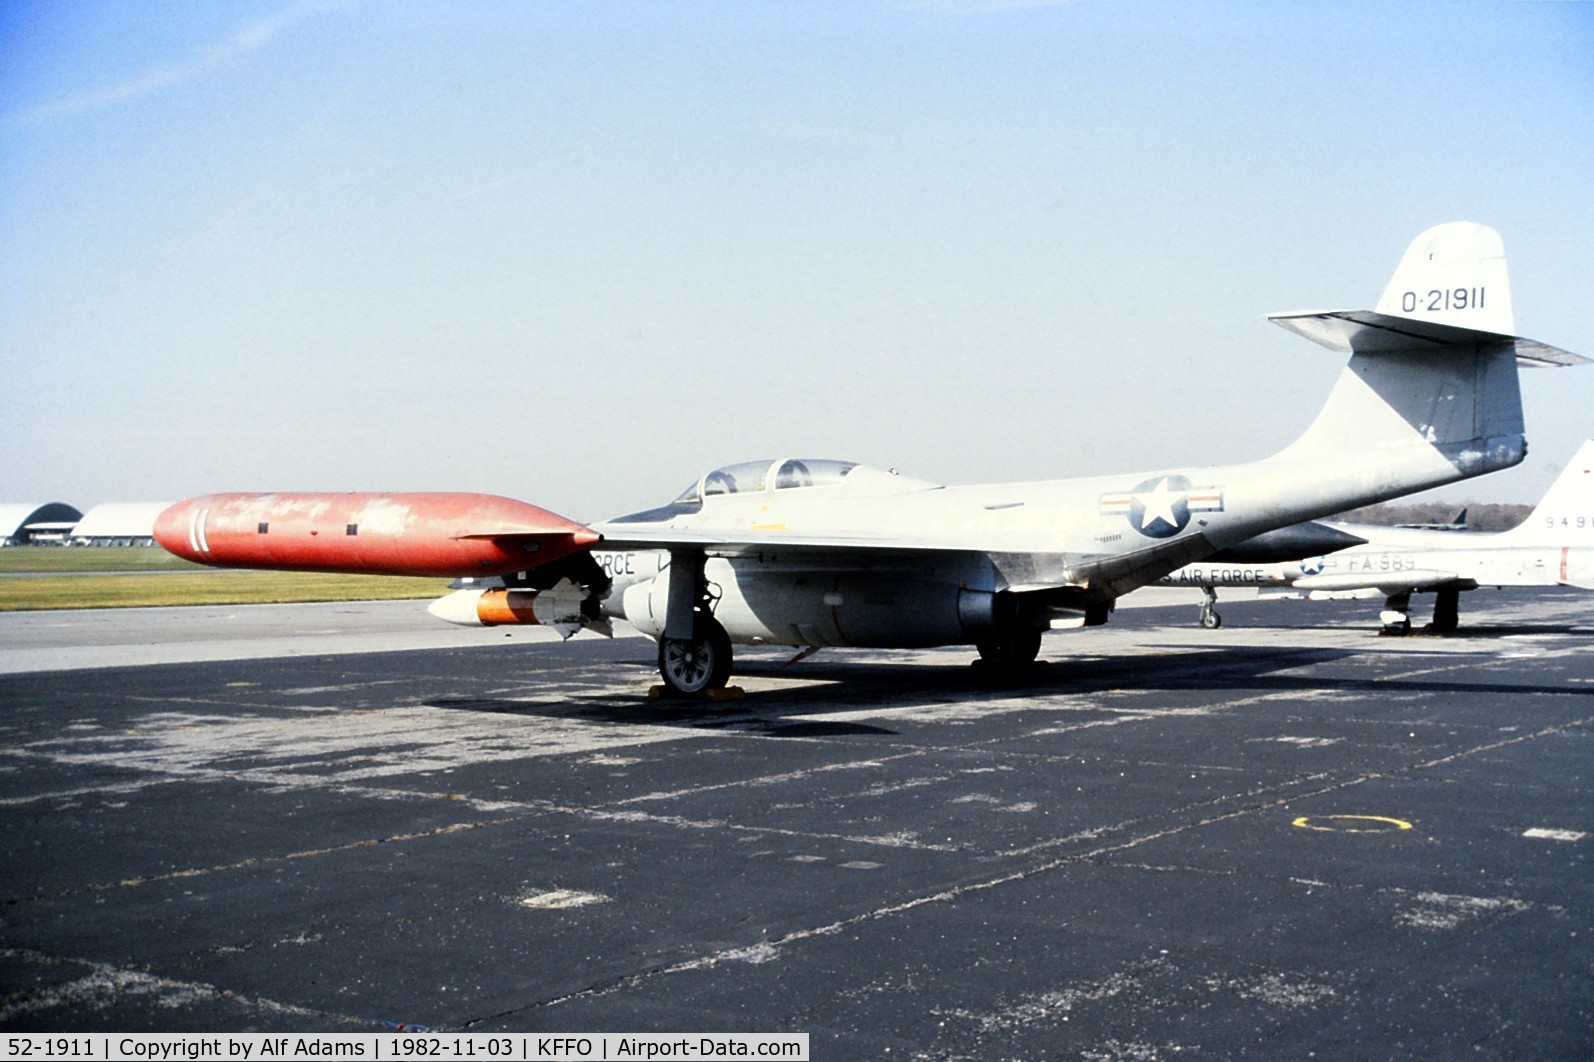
1367, 582, 1479, 637
655, 548, 736, 697
1197, 587, 1222, 629
975, 628, 1044, 668
1427, 587, 1460, 633
1380, 587, 1464, 635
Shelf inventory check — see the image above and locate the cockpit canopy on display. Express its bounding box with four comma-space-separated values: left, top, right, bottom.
608, 458, 938, 525
674, 458, 862, 504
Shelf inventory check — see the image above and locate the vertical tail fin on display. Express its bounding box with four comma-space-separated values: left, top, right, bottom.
1264, 222, 1585, 512
1498, 440, 1594, 545
1374, 220, 1513, 334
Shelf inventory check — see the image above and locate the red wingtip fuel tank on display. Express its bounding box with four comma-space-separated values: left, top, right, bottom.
154, 493, 600, 578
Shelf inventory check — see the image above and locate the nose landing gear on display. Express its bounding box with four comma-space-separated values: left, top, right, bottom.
658, 618, 734, 695
1379, 590, 1413, 635
655, 548, 736, 697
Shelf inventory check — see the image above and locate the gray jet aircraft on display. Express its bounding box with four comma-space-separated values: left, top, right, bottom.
160, 223, 1587, 695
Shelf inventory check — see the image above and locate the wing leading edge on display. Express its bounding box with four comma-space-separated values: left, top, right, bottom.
597, 525, 1215, 599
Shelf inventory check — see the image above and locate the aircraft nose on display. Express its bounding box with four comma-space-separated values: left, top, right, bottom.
153, 496, 212, 562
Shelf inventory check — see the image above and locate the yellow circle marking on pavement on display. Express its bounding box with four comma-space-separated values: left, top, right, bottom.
1292, 814, 1413, 833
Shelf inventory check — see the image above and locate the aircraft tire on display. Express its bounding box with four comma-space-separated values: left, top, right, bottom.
975, 629, 1043, 667
658, 618, 733, 696
1199, 610, 1222, 630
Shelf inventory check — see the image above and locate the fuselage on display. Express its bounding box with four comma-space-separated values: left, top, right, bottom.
588, 449, 1525, 649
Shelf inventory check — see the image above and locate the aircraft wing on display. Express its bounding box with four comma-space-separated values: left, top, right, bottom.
595, 525, 1214, 598
989, 536, 1215, 597
594, 525, 967, 554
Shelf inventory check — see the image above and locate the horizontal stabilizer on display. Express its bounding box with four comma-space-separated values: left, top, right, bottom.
1269, 310, 1588, 366
1272, 222, 1585, 367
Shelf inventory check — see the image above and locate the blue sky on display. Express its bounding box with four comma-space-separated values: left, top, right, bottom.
3, 1, 1591, 517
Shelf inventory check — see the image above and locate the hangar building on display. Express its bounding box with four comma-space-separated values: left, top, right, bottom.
0, 503, 84, 546
70, 503, 171, 547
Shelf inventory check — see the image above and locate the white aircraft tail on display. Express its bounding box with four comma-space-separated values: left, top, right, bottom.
1261, 222, 1587, 517
1374, 221, 1514, 334
1497, 440, 1594, 547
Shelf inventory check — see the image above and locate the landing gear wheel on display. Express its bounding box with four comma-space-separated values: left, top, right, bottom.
975, 629, 1043, 668
1380, 592, 1413, 636
1199, 608, 1223, 630
658, 618, 733, 696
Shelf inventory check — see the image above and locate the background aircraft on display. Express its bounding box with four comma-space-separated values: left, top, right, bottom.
157, 223, 1586, 694
1157, 439, 1594, 633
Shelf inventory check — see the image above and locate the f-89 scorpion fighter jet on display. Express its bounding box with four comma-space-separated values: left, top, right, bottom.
157, 223, 1586, 695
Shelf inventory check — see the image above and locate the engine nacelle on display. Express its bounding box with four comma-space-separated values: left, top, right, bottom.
622, 560, 1002, 648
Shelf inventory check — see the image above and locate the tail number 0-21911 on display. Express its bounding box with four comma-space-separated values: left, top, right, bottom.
1401, 288, 1486, 313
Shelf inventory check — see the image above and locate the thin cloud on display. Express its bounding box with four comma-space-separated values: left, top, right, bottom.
11, 2, 330, 125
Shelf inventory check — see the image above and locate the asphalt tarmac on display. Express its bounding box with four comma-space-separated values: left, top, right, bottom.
1, 589, 1590, 1057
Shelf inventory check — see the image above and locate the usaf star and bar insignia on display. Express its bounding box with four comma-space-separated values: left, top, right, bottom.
1099, 475, 1224, 538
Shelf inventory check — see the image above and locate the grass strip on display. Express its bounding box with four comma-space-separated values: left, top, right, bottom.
0, 572, 450, 611
0, 546, 201, 573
